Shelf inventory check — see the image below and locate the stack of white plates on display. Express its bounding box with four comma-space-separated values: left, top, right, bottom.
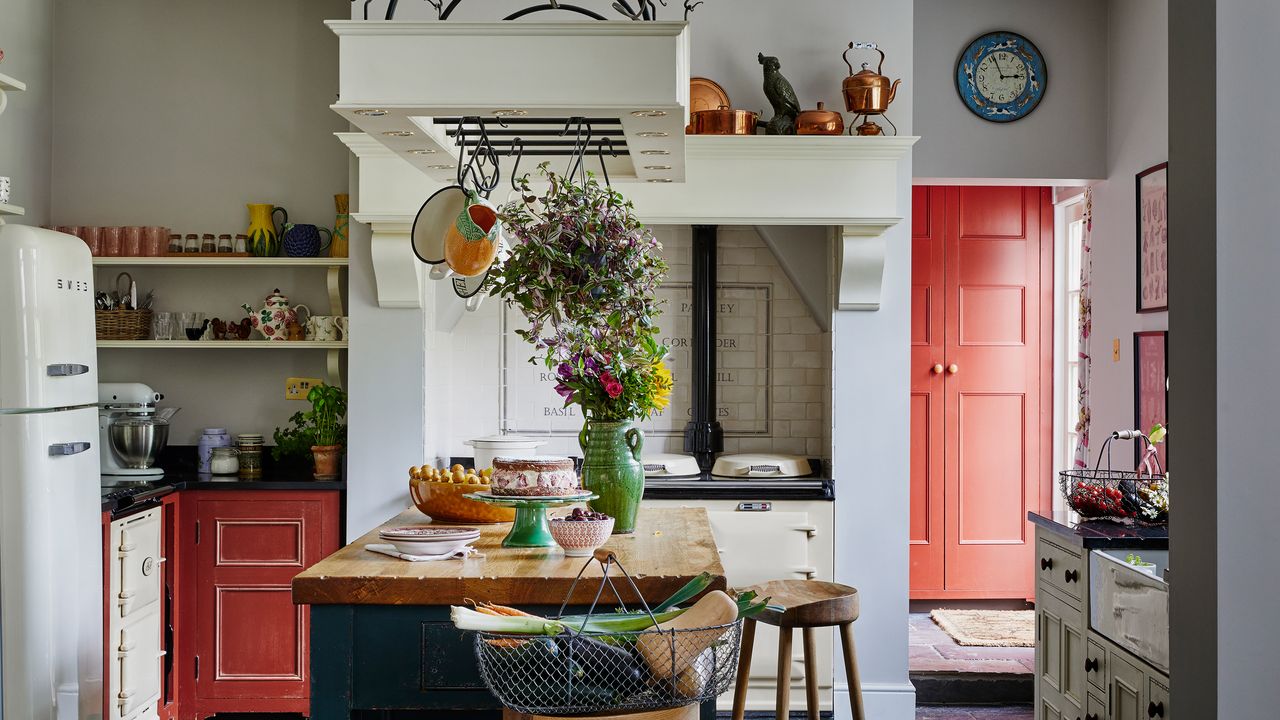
379, 526, 479, 556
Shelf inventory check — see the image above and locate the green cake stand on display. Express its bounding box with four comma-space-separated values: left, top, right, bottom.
464, 492, 597, 548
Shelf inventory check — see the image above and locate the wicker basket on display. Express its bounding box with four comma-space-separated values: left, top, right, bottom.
96, 309, 153, 340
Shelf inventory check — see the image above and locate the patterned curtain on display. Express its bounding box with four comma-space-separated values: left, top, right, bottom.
1072, 189, 1094, 467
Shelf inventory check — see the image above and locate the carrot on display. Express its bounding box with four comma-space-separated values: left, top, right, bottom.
481, 602, 538, 618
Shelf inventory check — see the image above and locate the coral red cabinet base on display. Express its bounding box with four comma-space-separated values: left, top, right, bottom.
179, 490, 339, 719
910, 186, 1053, 600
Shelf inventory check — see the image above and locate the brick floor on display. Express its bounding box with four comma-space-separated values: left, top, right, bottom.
909, 613, 1034, 675
916, 706, 1033, 719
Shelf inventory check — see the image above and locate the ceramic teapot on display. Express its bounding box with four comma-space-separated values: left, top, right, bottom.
241, 288, 297, 341
841, 42, 902, 115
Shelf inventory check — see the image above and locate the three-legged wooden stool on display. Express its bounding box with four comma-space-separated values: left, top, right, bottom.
730, 580, 866, 720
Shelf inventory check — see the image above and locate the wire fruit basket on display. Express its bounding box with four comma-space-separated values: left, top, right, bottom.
1059, 430, 1169, 523
474, 552, 743, 716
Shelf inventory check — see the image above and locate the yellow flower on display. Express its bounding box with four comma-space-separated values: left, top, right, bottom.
650, 361, 673, 410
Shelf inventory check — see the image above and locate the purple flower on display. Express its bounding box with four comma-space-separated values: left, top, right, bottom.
557, 363, 573, 380
554, 382, 575, 400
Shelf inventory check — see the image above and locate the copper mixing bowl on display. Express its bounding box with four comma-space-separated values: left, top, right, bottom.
689, 106, 758, 135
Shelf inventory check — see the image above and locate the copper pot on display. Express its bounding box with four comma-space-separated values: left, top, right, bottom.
796, 102, 845, 135
690, 106, 758, 135
842, 43, 902, 115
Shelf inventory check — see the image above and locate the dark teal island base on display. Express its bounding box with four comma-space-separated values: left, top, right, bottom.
310, 604, 717, 720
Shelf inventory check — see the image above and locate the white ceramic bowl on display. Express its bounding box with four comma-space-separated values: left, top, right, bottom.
549, 517, 615, 557
379, 526, 479, 556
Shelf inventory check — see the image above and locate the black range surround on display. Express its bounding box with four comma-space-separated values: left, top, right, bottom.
1029, 511, 1169, 550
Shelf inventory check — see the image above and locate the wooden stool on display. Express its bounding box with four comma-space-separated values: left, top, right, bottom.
730, 580, 866, 720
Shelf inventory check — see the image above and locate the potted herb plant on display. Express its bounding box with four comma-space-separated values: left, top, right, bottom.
490, 165, 671, 534
307, 384, 347, 481
1126, 553, 1158, 576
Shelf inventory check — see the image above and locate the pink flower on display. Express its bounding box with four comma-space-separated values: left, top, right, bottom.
601, 371, 624, 399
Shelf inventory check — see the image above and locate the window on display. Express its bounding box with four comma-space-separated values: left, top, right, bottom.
1053, 194, 1087, 514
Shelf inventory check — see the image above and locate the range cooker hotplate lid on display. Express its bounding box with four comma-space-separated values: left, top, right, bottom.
641, 453, 701, 478
711, 453, 812, 479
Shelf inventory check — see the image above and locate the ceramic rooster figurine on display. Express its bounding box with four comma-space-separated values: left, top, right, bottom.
759, 52, 800, 135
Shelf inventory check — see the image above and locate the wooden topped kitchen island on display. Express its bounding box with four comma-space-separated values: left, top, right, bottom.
294, 507, 727, 720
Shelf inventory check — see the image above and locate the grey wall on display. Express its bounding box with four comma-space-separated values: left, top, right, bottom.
0, 0, 55, 225
914, 0, 1107, 182
51, 0, 350, 443
1081, 0, 1168, 462
1212, 0, 1279, 714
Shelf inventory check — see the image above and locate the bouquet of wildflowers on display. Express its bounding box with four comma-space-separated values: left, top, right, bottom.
490, 165, 671, 421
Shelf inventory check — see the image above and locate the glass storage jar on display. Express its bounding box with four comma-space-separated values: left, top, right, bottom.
210, 447, 240, 475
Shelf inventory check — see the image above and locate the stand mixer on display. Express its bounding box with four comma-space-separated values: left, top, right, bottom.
98, 382, 175, 478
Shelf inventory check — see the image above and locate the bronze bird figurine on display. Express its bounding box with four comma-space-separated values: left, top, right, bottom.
759, 52, 800, 135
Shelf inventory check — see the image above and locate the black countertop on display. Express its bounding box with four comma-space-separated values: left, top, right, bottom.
1029, 511, 1169, 550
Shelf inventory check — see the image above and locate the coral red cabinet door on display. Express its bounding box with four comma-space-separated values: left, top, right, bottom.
942, 186, 1049, 597
909, 186, 947, 596
192, 493, 335, 701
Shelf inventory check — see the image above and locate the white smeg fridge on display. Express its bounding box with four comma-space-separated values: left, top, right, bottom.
0, 225, 103, 720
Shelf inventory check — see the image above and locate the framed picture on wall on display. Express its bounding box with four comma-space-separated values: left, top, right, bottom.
1134, 331, 1168, 469
1136, 162, 1169, 312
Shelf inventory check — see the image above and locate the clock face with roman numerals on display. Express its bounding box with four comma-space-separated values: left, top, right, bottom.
956, 31, 1047, 123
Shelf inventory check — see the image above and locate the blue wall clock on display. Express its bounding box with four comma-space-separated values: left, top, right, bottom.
955, 31, 1047, 123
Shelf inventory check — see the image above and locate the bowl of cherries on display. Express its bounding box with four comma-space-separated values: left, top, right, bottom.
549, 508, 615, 557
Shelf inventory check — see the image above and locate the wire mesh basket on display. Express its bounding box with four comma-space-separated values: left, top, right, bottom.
1059, 430, 1169, 523
474, 553, 743, 715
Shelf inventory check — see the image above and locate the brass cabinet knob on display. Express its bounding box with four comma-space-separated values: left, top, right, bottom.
947, 364, 959, 375
932, 364, 944, 375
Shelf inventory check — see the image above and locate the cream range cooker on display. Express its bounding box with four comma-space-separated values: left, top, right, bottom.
107, 506, 165, 720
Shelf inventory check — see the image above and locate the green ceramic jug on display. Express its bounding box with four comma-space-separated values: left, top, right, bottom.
579, 420, 645, 534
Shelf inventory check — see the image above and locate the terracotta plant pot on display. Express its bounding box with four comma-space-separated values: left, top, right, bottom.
311, 444, 343, 481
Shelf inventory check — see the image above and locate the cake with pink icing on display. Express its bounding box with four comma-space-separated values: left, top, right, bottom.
490, 456, 580, 497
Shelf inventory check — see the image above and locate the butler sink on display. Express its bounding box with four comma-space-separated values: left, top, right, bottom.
1089, 548, 1169, 673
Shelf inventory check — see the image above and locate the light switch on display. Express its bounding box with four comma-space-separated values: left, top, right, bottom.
1113, 338, 1121, 362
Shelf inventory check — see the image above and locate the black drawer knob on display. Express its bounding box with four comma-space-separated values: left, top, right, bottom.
1085, 657, 1099, 672
1148, 700, 1165, 718
1041, 557, 1053, 571
1065, 568, 1080, 583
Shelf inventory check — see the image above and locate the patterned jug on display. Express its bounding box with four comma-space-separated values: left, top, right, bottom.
444, 190, 501, 277
246, 203, 288, 257
281, 223, 332, 258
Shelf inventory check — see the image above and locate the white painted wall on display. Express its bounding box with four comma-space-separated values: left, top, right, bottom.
0, 0, 55, 226
50, 0, 350, 444
1080, 0, 1168, 464
346, 2, 917, 716
1215, 0, 1280, 715
913, 0, 1107, 183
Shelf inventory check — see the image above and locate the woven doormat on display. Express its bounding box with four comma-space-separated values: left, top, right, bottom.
930, 609, 1035, 647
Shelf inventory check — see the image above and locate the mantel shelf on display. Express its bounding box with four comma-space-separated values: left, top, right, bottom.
92, 257, 349, 267
98, 340, 348, 349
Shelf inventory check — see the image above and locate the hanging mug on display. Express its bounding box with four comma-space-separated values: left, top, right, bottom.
281, 223, 333, 258
443, 190, 501, 277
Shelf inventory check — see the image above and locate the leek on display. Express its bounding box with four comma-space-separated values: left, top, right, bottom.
652, 572, 714, 612
450, 606, 565, 635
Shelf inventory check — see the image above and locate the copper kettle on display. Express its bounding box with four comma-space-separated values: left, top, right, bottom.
842, 42, 901, 115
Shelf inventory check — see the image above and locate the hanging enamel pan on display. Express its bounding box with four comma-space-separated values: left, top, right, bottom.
411, 185, 468, 266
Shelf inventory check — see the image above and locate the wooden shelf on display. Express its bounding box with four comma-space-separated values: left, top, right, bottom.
92, 256, 348, 267
98, 340, 348, 349
0, 72, 27, 92
0, 203, 25, 217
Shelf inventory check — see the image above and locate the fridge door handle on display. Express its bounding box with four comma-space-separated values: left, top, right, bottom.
46, 363, 90, 377
48, 441, 91, 456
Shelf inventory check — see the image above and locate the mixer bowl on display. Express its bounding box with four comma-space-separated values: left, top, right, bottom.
109, 417, 170, 469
